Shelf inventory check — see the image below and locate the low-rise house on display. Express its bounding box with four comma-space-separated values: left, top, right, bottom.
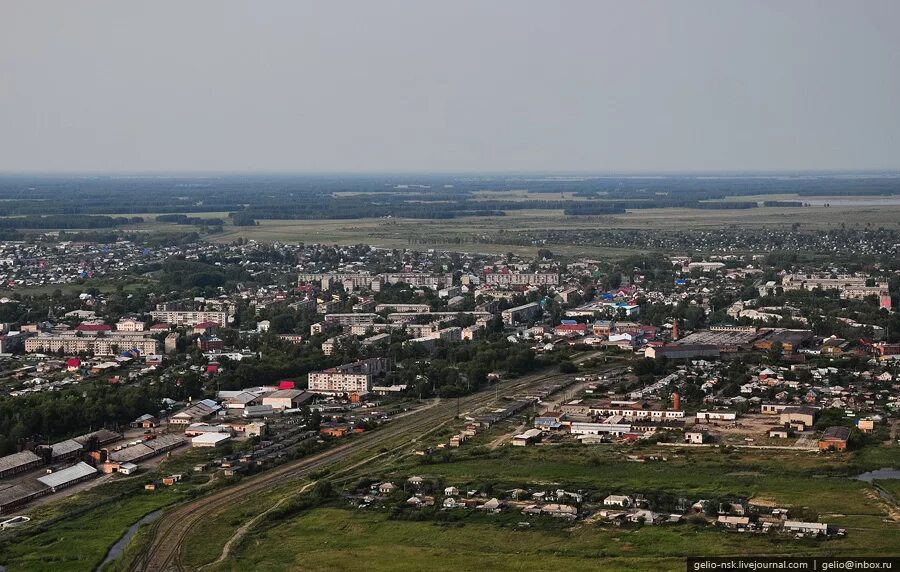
818, 426, 851, 451
511, 428, 543, 446
443, 497, 462, 509
478, 498, 503, 513
684, 430, 708, 444
784, 521, 827, 535
768, 427, 792, 439
603, 495, 633, 508
717, 515, 750, 529
629, 509, 661, 525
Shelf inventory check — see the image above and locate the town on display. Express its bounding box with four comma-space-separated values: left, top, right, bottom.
2, 2, 900, 567
0, 230, 895, 570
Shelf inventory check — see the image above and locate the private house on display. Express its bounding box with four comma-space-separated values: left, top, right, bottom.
818, 426, 851, 451
684, 430, 708, 445
603, 495, 633, 508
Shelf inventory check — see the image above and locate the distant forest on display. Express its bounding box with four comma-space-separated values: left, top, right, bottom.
0, 173, 897, 224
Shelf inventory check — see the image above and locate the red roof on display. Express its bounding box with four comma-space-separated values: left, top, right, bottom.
150, 323, 170, 330
555, 324, 587, 332
278, 380, 296, 390
67, 358, 81, 367
193, 321, 219, 329
76, 323, 111, 332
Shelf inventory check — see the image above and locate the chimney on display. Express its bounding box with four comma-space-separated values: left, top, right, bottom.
672, 392, 680, 411
672, 321, 679, 341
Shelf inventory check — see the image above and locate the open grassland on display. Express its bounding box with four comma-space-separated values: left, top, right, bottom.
3, 440, 896, 571
214, 504, 897, 572
112, 201, 900, 260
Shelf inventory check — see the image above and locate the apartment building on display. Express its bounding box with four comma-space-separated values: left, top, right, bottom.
25, 332, 160, 356
485, 272, 559, 286
297, 273, 373, 291
307, 358, 388, 396
323, 313, 377, 327
374, 303, 431, 313
501, 302, 541, 325
380, 273, 453, 288
782, 274, 888, 300
149, 310, 227, 327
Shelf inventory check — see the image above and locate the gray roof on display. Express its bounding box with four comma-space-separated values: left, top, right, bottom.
74, 429, 123, 446
0, 481, 49, 507
109, 444, 153, 463
144, 434, 186, 451
0, 450, 42, 473
37, 462, 97, 488
822, 426, 851, 440
50, 439, 83, 458
264, 389, 305, 399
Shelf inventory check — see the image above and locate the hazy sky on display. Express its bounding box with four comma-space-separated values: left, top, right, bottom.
2, 1, 899, 173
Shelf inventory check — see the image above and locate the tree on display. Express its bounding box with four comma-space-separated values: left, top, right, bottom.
559, 361, 578, 374
768, 341, 783, 364
312, 479, 335, 499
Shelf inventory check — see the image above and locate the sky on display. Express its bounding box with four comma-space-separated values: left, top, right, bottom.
1, 1, 899, 173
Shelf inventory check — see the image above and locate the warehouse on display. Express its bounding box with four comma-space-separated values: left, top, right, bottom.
108, 434, 186, 464
261, 389, 313, 410
644, 344, 720, 360
75, 429, 123, 448
191, 433, 231, 448
0, 481, 50, 514
37, 462, 98, 492
46, 439, 84, 462
0, 450, 43, 480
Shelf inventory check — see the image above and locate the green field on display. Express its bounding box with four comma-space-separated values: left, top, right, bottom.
210, 504, 896, 572
0, 449, 221, 572
116, 201, 900, 259
198, 444, 900, 572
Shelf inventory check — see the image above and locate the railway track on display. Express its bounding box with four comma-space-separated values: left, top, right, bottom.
129, 362, 615, 571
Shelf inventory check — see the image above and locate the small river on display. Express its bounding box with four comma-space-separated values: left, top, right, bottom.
97, 509, 162, 571
855, 468, 900, 482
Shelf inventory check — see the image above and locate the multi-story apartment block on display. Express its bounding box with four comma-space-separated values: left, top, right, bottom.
323, 313, 377, 327
485, 272, 559, 286
25, 333, 159, 356
501, 302, 542, 325
149, 310, 228, 327
307, 358, 389, 396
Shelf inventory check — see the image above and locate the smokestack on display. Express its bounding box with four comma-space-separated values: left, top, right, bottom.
672, 392, 680, 411
672, 321, 679, 341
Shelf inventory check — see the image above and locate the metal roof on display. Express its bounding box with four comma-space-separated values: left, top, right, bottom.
0, 450, 42, 473
37, 462, 96, 488
50, 439, 83, 458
